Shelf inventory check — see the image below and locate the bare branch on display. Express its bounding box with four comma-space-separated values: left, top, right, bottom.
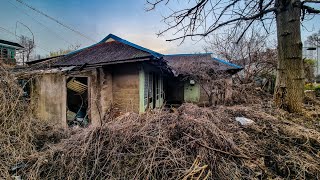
165, 7, 276, 42
302, 5, 320, 13
302, 0, 320, 3
145, 0, 169, 11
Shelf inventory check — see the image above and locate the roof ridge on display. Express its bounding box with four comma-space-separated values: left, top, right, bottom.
212, 57, 242, 69
165, 53, 212, 56
66, 34, 163, 58
99, 34, 163, 58
0, 39, 24, 48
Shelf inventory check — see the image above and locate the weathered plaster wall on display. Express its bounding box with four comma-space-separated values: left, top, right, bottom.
112, 64, 140, 113
87, 68, 113, 126
33, 73, 66, 127
31, 64, 142, 127
184, 82, 200, 103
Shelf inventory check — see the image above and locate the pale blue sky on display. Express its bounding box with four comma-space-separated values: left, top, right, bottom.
0, 0, 319, 57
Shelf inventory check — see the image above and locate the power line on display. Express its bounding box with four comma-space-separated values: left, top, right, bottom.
6, 0, 74, 46
14, 0, 97, 43
0, 26, 51, 53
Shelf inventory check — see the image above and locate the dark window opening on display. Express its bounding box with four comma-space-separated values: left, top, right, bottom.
2, 48, 8, 59
66, 77, 89, 127
18, 79, 31, 99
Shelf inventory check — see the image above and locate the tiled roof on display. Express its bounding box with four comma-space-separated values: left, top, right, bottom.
99, 34, 162, 58
22, 34, 242, 77
54, 34, 163, 66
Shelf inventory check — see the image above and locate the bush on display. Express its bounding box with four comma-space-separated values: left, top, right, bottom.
305, 83, 315, 90
316, 75, 320, 83
304, 83, 320, 97
315, 86, 320, 97
304, 59, 316, 83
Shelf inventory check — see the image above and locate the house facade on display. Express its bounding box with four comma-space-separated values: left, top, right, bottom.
0, 39, 23, 65
15, 34, 242, 127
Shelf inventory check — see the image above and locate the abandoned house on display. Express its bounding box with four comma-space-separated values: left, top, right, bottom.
0, 39, 23, 65
164, 53, 242, 105
14, 34, 242, 127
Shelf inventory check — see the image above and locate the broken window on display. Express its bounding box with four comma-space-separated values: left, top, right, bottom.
18, 79, 31, 99
66, 77, 89, 127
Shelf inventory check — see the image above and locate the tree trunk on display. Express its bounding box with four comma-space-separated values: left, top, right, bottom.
208, 93, 213, 106
274, 0, 304, 112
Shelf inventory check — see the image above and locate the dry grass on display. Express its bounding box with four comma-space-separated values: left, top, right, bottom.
1, 66, 320, 179
0, 66, 65, 179
17, 103, 320, 179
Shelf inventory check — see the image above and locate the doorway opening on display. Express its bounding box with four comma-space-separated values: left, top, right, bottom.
66, 76, 89, 127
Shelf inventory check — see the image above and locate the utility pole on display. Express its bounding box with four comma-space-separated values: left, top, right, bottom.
317, 40, 319, 76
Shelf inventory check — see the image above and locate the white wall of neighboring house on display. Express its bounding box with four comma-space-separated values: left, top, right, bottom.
303, 40, 320, 76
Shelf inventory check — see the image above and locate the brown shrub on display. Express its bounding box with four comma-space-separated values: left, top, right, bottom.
0, 66, 66, 179
20, 103, 320, 179
1, 65, 319, 179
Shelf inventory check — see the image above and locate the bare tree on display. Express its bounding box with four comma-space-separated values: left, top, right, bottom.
304, 58, 316, 82
307, 29, 320, 46
205, 30, 277, 84
147, 0, 320, 112
48, 44, 81, 57
17, 36, 35, 65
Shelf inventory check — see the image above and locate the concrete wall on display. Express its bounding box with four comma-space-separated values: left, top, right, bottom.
184, 82, 200, 102
87, 68, 113, 126
31, 64, 142, 127
32, 73, 66, 127
112, 64, 140, 113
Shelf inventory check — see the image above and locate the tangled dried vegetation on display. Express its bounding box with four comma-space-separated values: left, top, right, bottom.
1, 67, 320, 179
0, 66, 65, 178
